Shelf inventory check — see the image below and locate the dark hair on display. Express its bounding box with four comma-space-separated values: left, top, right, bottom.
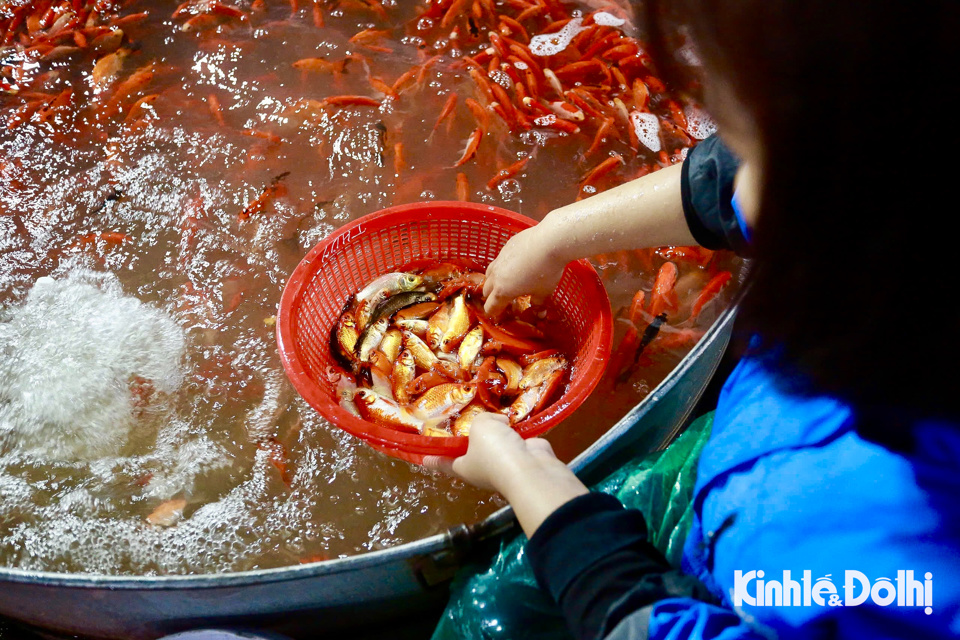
644, 0, 960, 443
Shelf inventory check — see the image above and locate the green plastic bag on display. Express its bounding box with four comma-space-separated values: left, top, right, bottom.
431, 412, 715, 640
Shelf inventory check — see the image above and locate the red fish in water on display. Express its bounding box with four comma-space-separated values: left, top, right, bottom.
238, 172, 289, 221
648, 261, 678, 318
453, 127, 484, 168
688, 271, 733, 324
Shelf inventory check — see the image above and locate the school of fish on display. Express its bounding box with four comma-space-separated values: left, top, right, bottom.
329, 262, 569, 437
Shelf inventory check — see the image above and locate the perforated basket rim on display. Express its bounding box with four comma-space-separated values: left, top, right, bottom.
277, 201, 613, 459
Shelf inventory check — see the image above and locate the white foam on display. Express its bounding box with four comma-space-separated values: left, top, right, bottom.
0, 269, 185, 461
683, 104, 718, 140
630, 111, 662, 152
593, 11, 626, 27
145, 424, 232, 500
529, 11, 627, 57
529, 18, 586, 57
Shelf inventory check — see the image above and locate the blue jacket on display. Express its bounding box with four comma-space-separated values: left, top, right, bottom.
647, 355, 960, 639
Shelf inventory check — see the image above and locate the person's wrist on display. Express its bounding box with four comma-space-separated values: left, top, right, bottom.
497, 448, 584, 504
538, 212, 576, 266
487, 446, 540, 498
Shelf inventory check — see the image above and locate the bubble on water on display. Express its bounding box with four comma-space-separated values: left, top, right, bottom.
519, 129, 551, 147
299, 221, 335, 252
488, 69, 512, 90
0, 473, 32, 504
146, 422, 232, 500
631, 379, 651, 395
0, 269, 185, 461
245, 368, 289, 443
593, 12, 626, 27
1, 466, 295, 574
58, 488, 98, 515
529, 18, 586, 57
630, 111, 662, 152
327, 119, 386, 185
497, 178, 522, 201
683, 105, 718, 140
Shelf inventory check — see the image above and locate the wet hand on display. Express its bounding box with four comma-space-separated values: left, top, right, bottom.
483, 223, 568, 317
423, 412, 558, 493
423, 413, 589, 538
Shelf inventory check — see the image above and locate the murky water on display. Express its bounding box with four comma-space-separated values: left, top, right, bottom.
0, 0, 742, 574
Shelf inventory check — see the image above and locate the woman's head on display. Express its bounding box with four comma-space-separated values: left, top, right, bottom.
641, 0, 960, 428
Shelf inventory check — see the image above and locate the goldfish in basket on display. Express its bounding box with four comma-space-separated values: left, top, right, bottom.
328, 261, 570, 437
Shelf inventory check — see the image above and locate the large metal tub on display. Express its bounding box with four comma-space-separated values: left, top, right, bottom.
0, 307, 736, 640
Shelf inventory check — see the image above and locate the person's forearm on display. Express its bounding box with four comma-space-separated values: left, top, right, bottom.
540, 163, 696, 264
498, 452, 589, 539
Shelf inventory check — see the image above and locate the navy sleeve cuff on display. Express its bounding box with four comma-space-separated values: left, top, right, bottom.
680, 135, 749, 254
526, 493, 654, 603
526, 493, 675, 640
525, 494, 721, 640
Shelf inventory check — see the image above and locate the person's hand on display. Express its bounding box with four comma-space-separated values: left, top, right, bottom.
483, 222, 568, 317
423, 413, 589, 537
423, 413, 558, 493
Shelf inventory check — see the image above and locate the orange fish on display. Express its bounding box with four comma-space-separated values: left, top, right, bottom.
405, 370, 454, 398
452, 402, 486, 437
453, 127, 483, 167
439, 295, 471, 353
648, 261, 678, 318
146, 498, 186, 527
402, 330, 438, 370
411, 383, 476, 425
495, 357, 523, 395
519, 356, 567, 390
90, 47, 130, 91
505, 368, 563, 424
356, 317, 389, 363
395, 318, 428, 336
426, 302, 450, 351
238, 172, 289, 221
292, 57, 346, 76
355, 389, 422, 433
457, 325, 484, 371
380, 327, 403, 364
391, 349, 416, 405
393, 301, 440, 322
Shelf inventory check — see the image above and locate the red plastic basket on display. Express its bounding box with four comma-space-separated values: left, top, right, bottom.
276, 201, 612, 464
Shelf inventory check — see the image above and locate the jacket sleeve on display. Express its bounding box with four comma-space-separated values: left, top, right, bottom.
680, 135, 748, 254
526, 493, 719, 640
635, 595, 946, 640
599, 598, 764, 640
